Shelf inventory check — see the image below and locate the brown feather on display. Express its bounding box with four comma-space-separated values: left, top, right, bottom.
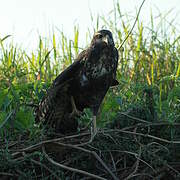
35, 29, 119, 133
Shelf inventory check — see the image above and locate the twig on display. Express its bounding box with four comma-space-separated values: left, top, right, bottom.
11, 132, 89, 156
110, 152, 117, 173
105, 129, 180, 144
42, 146, 107, 180
127, 173, 154, 179
101, 130, 118, 145
54, 142, 119, 180
31, 159, 60, 180
109, 149, 156, 173
117, 0, 146, 50
91, 151, 119, 180
137, 157, 156, 173
119, 112, 150, 124
166, 164, 180, 176
0, 172, 18, 177
125, 146, 142, 180
120, 122, 180, 131
147, 142, 169, 154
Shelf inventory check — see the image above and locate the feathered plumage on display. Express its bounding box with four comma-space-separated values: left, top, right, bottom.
35, 29, 119, 135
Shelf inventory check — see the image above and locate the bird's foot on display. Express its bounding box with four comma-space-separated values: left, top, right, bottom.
69, 109, 82, 118
69, 96, 82, 118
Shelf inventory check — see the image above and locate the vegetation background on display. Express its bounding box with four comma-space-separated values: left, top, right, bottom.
0, 0, 180, 179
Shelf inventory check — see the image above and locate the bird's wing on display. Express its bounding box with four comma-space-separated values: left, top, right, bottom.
53, 50, 87, 86
35, 50, 87, 130
35, 80, 74, 132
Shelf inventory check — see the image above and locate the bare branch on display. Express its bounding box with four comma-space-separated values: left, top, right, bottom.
42, 146, 107, 180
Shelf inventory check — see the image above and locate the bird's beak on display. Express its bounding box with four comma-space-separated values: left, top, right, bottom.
102, 35, 113, 46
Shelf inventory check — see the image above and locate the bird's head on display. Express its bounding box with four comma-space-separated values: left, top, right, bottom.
91, 29, 115, 47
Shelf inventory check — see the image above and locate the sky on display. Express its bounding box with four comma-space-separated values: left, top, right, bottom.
0, 0, 180, 51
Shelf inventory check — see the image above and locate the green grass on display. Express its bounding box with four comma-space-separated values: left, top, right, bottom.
0, 5, 180, 135
0, 4, 180, 179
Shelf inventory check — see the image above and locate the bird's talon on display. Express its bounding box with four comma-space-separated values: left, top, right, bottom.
69, 109, 82, 118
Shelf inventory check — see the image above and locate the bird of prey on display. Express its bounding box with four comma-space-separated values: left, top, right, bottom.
35, 29, 119, 139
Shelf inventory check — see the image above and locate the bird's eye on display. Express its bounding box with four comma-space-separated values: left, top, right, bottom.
97, 34, 103, 39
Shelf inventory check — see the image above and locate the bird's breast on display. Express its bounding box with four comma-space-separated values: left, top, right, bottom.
87, 55, 114, 79
80, 74, 89, 87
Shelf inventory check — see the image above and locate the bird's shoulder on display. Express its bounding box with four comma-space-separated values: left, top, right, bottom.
52, 49, 88, 87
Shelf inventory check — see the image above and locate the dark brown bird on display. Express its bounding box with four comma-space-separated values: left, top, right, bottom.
36, 29, 119, 138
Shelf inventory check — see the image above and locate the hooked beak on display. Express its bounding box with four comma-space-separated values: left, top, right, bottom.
102, 35, 114, 46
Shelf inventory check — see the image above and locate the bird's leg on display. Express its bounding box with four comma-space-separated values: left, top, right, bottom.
69, 96, 82, 118
89, 106, 100, 141
92, 115, 97, 133
90, 115, 97, 141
